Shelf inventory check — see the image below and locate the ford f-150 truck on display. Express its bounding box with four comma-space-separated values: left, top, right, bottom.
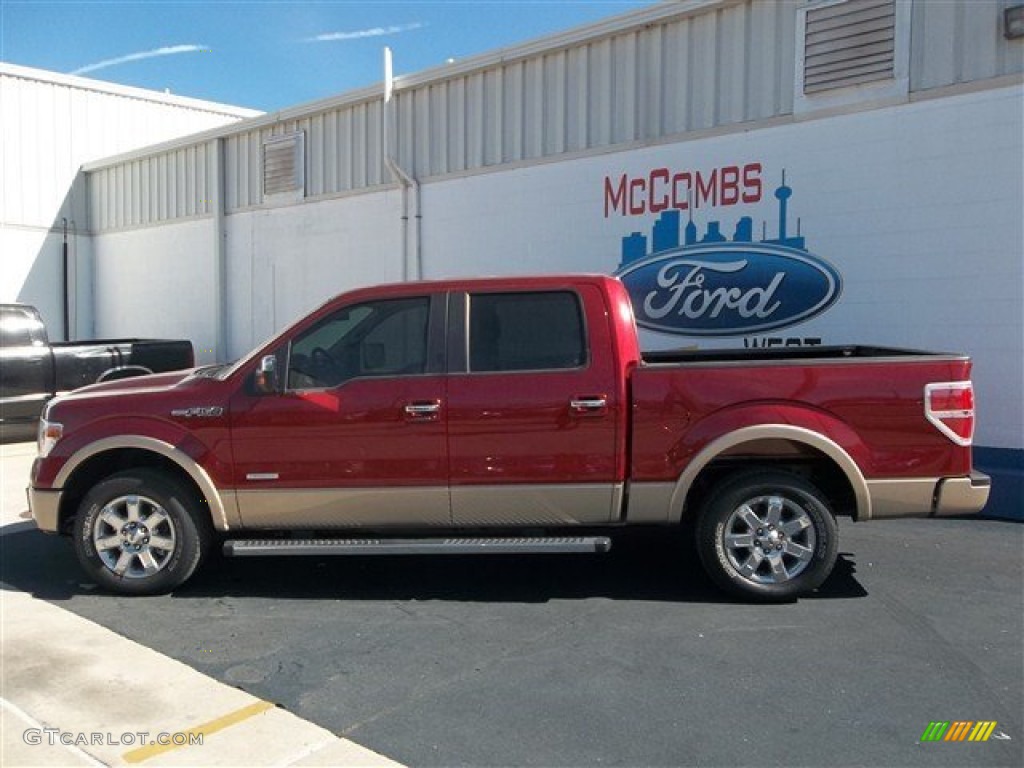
1, 303, 194, 442
28, 275, 990, 600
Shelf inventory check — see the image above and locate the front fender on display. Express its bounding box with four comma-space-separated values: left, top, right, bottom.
51, 432, 237, 531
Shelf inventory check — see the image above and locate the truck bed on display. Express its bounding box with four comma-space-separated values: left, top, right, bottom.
642, 345, 964, 366
50, 339, 195, 391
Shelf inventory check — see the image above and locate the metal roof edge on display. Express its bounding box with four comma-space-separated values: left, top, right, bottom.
80, 0, 731, 172
0, 61, 262, 117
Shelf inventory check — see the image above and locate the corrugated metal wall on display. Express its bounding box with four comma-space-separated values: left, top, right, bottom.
397, 0, 797, 178
0, 65, 255, 232
84, 0, 1023, 233
224, 99, 385, 209
87, 143, 216, 231
88, 99, 388, 224
910, 0, 1024, 91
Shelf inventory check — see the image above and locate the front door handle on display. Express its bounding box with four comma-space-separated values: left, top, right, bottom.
569, 396, 608, 414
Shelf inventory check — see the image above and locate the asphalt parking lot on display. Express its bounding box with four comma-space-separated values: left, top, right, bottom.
3, 480, 1022, 768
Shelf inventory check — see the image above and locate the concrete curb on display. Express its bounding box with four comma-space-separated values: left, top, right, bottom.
2, 442, 403, 767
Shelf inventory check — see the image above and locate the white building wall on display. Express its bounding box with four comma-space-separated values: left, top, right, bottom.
423, 84, 1023, 454
92, 219, 214, 350
91, 189, 404, 365
87, 83, 1022, 455
0, 63, 259, 338
222, 191, 404, 360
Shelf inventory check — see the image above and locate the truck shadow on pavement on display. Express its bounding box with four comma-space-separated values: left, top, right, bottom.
1, 527, 867, 603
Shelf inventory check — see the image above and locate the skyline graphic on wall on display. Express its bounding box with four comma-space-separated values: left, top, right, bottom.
613, 172, 844, 337
618, 172, 808, 265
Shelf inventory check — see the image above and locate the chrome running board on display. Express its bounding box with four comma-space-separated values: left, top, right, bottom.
223, 536, 612, 557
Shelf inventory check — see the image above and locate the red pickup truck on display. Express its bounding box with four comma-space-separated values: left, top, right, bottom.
29, 275, 990, 600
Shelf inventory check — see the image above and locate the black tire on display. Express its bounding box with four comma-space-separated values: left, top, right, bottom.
73, 469, 212, 595
696, 470, 838, 602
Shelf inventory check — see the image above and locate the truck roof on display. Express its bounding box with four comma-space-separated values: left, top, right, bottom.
303, 273, 627, 319
339, 273, 622, 298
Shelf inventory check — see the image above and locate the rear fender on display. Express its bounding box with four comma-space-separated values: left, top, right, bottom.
668, 408, 873, 522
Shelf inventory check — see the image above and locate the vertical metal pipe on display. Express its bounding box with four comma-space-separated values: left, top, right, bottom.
213, 138, 228, 362
62, 217, 70, 340
383, 47, 422, 281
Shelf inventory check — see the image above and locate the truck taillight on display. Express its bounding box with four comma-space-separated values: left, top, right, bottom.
925, 382, 975, 446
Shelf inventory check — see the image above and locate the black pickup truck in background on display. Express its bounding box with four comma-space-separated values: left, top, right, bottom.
0, 304, 194, 442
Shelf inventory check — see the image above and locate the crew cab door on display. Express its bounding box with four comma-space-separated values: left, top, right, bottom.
446, 286, 622, 525
228, 293, 450, 527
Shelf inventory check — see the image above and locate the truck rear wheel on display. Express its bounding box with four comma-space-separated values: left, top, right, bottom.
696, 470, 838, 601
73, 469, 212, 595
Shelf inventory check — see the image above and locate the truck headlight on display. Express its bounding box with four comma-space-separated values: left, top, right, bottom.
37, 419, 64, 458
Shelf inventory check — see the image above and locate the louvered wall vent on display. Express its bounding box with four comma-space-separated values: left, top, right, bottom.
263, 132, 305, 198
804, 0, 896, 94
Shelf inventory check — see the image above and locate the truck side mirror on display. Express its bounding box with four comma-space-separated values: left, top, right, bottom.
253, 355, 280, 395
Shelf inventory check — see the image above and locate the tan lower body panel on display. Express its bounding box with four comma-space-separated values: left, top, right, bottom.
624, 482, 675, 523
450, 483, 622, 526
29, 487, 62, 533
237, 484, 621, 528
865, 478, 938, 519
234, 486, 451, 528
866, 475, 990, 519
934, 473, 991, 516
625, 476, 986, 523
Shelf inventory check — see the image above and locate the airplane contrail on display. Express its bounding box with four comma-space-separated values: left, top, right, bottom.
72, 44, 208, 75
306, 23, 424, 42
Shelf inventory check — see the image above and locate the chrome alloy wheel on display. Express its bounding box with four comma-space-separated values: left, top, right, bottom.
722, 494, 817, 585
91, 494, 177, 579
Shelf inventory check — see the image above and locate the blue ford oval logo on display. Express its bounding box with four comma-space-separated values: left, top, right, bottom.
616, 243, 842, 336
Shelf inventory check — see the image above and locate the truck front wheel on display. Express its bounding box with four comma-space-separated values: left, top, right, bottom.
696, 470, 838, 601
73, 469, 212, 595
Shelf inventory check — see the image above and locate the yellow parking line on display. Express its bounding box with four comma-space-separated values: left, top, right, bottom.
122, 699, 276, 763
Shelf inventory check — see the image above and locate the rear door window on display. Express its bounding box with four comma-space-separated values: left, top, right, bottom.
468, 292, 586, 373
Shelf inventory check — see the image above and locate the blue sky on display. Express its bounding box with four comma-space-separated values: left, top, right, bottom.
1, 1, 652, 111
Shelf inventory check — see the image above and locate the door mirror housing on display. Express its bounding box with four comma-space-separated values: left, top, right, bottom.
253, 354, 280, 394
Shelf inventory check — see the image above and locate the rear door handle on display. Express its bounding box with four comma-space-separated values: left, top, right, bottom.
404, 401, 441, 418
570, 396, 608, 413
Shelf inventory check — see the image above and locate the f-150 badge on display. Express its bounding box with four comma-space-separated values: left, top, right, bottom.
171, 406, 224, 418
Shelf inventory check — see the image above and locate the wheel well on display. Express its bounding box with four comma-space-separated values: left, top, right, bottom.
57, 449, 209, 535
680, 439, 859, 525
